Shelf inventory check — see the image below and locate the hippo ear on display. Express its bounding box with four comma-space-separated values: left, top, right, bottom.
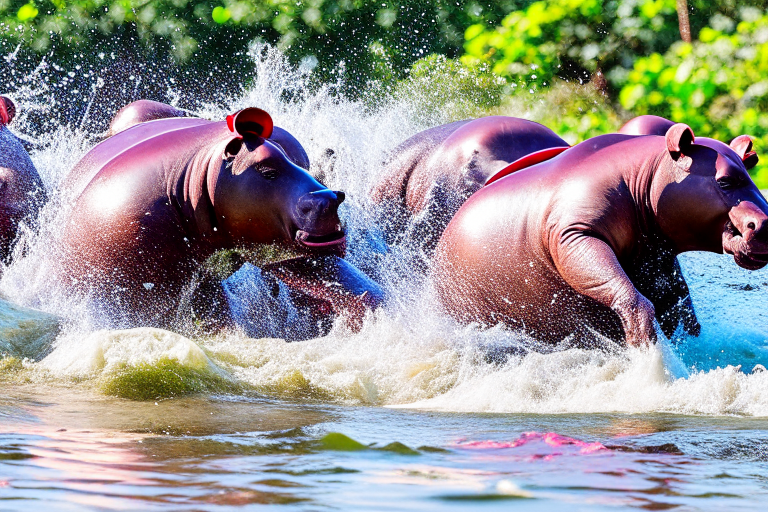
226, 108, 274, 140
730, 135, 759, 170
665, 123, 695, 171
666, 123, 694, 157
0, 96, 13, 126
223, 138, 243, 162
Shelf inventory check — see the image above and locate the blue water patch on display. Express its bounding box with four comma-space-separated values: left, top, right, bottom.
671, 252, 768, 374
672, 321, 768, 374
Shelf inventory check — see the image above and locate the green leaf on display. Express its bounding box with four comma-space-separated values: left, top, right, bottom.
211, 6, 231, 24
17, 3, 39, 22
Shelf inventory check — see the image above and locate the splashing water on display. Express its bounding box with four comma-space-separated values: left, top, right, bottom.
0, 43, 766, 418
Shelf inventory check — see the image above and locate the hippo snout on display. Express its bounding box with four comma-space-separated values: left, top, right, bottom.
294, 189, 346, 254
297, 189, 345, 220
724, 200, 768, 269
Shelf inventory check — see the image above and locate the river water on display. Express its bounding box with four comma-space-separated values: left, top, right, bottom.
1, 45, 768, 510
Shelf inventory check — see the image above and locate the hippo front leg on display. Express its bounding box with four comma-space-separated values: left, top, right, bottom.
633, 256, 700, 339
553, 235, 657, 346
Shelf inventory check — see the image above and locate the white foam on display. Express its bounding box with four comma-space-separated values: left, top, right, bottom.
196, 302, 768, 416
41, 327, 212, 378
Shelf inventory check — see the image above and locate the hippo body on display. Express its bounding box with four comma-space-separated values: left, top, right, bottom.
434, 125, 766, 346
370, 116, 569, 250
0, 96, 46, 260
59, 110, 356, 327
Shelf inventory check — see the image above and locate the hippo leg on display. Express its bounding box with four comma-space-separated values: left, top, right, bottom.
657, 258, 700, 338
262, 256, 384, 332
632, 253, 700, 339
173, 265, 234, 335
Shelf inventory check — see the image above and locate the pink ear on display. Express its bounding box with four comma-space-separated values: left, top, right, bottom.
0, 96, 9, 126
730, 135, 759, 170
226, 108, 274, 139
665, 123, 695, 157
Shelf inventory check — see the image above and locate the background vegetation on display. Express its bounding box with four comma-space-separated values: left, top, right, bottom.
1, 0, 767, 184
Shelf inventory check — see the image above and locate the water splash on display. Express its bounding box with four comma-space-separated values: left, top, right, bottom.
222, 262, 313, 340
0, 44, 767, 416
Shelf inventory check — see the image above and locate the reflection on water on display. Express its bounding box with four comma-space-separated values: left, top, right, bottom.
2, 387, 768, 511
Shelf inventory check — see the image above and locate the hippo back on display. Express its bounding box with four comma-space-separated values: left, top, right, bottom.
107, 100, 310, 170
108, 99, 188, 137
66, 116, 311, 199
62, 118, 215, 199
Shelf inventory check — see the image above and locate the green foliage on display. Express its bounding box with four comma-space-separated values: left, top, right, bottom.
462, 0, 684, 88
620, 8, 768, 186
100, 356, 241, 400
462, 1, 767, 88
500, 80, 622, 145
390, 54, 505, 124
0, 1, 516, 92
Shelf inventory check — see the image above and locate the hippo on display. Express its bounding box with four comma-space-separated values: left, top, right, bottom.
433, 124, 765, 346
0, 96, 46, 260
105, 99, 310, 169
370, 116, 569, 251
58, 108, 379, 329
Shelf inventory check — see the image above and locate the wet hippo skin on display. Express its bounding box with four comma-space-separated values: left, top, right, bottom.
434, 124, 766, 346
58, 108, 352, 327
370, 116, 569, 252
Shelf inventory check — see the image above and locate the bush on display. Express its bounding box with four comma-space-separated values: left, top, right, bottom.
0, 1, 516, 94
390, 54, 506, 124
461, 0, 686, 90
620, 8, 768, 186
461, 0, 767, 90
499, 80, 622, 145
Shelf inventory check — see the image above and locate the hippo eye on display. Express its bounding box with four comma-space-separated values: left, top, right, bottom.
717, 176, 741, 191
255, 164, 278, 180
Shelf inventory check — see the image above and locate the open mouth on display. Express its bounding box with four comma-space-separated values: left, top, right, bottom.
723, 222, 768, 270
295, 229, 347, 250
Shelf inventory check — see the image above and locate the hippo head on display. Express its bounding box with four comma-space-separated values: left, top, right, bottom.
211, 108, 346, 256
654, 123, 768, 269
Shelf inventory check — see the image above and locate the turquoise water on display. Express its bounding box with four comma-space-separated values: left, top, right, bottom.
1, 45, 768, 510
